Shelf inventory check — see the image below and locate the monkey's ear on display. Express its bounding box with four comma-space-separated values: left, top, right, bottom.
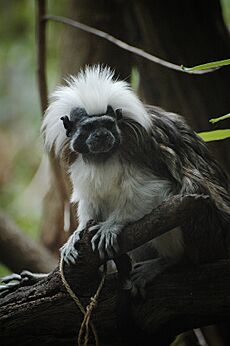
115, 108, 123, 121
60, 116, 73, 137
106, 105, 115, 118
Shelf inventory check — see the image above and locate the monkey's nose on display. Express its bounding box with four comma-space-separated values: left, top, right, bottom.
94, 129, 110, 139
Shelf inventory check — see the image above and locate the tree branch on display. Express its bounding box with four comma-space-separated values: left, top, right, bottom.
1, 259, 230, 345
0, 211, 57, 273
43, 15, 217, 75
0, 194, 229, 345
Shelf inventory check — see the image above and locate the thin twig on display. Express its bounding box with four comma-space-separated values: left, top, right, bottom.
36, 0, 48, 115
43, 14, 217, 75
36, 1, 69, 241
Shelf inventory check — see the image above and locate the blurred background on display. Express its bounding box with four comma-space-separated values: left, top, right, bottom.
0, 0, 230, 280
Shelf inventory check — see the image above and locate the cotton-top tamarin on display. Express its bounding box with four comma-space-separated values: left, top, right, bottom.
41, 65, 230, 288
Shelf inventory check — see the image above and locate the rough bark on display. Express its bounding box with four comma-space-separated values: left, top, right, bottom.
0, 211, 57, 273
0, 195, 229, 345
1, 260, 230, 346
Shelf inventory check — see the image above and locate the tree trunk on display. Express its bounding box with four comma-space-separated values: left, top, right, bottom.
60, 0, 133, 79
61, 0, 230, 173
130, 0, 230, 172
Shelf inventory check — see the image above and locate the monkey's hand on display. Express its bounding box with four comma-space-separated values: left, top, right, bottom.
90, 222, 123, 260
131, 257, 177, 299
0, 271, 48, 298
60, 228, 85, 264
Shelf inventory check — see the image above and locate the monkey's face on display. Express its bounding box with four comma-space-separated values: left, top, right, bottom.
61, 106, 122, 159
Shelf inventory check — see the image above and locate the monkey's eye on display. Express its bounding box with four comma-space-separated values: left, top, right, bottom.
82, 123, 94, 132
115, 109, 122, 121
103, 119, 115, 129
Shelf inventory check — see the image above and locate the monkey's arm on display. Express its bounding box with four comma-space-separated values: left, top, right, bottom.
61, 199, 97, 264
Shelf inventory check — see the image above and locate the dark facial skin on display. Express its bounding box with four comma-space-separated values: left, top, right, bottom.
61, 106, 122, 161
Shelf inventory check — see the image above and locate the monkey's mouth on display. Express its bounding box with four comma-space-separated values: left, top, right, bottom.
86, 136, 116, 154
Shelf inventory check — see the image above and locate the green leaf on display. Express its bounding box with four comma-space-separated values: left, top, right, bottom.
181, 58, 230, 71
209, 113, 230, 124
198, 129, 230, 142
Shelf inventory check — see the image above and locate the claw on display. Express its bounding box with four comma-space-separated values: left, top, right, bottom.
0, 271, 47, 298
89, 224, 101, 233
131, 257, 176, 300
1, 273, 22, 284
90, 222, 123, 259
60, 228, 84, 264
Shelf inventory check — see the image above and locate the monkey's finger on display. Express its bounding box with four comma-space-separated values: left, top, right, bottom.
0, 284, 10, 291
105, 234, 115, 259
130, 272, 141, 282
107, 234, 119, 258
89, 225, 100, 231
130, 284, 138, 298
98, 234, 106, 260
133, 263, 144, 270
1, 273, 22, 284
62, 250, 76, 265
20, 271, 37, 280
130, 282, 146, 300
0, 282, 21, 295
91, 233, 100, 252
134, 285, 146, 300
89, 224, 101, 235
73, 230, 85, 244
64, 255, 74, 265
69, 250, 79, 265
120, 278, 133, 291
111, 234, 119, 254
0, 285, 11, 298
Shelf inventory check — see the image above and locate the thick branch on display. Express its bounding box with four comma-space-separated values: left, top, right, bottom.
0, 260, 230, 345
0, 194, 229, 345
0, 211, 57, 273
119, 193, 210, 253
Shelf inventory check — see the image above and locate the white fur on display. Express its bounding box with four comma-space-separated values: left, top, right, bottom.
41, 65, 151, 156
70, 156, 184, 258
42, 64, 184, 259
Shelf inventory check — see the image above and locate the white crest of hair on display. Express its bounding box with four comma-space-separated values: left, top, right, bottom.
41, 65, 151, 156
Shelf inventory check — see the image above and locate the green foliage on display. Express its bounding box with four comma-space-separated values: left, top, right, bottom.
131, 67, 140, 92
198, 129, 230, 142
209, 113, 230, 124
181, 58, 230, 72
197, 112, 230, 142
